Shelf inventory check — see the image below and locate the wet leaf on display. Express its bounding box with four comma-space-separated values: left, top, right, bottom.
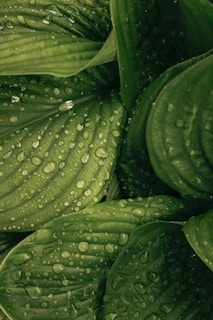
103, 221, 213, 319
183, 209, 213, 271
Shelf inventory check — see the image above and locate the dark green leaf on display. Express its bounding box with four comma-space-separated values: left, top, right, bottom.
179, 0, 213, 56
110, 0, 188, 110
103, 221, 213, 319
146, 50, 213, 200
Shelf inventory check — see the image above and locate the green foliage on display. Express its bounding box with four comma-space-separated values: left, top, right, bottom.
0, 0, 212, 319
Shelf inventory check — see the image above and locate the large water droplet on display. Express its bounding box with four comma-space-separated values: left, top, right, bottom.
25, 286, 42, 299
59, 100, 74, 112
11, 95, 20, 103
17, 151, 25, 162
43, 161, 56, 173
31, 156, 42, 166
11, 252, 33, 266
95, 147, 108, 158
52, 263, 65, 273
78, 241, 89, 253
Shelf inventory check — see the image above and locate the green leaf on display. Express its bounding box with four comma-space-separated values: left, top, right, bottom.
0, 0, 112, 41
0, 63, 119, 138
117, 50, 212, 198
146, 50, 213, 200
183, 209, 213, 271
179, 0, 213, 56
110, 0, 188, 110
0, 195, 203, 319
0, 90, 125, 231
103, 221, 213, 319
0, 32, 116, 77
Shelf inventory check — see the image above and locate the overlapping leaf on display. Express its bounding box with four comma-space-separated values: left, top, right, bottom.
0, 195, 203, 320
183, 209, 213, 271
103, 221, 213, 319
146, 50, 213, 200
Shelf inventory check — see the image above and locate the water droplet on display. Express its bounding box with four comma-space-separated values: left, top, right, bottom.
105, 243, 115, 253
31, 156, 42, 166
6, 20, 14, 29
78, 241, 89, 253
69, 141, 75, 149
95, 147, 108, 158
11, 95, 20, 103
81, 153, 90, 164
84, 189, 92, 196
43, 161, 56, 173
118, 233, 129, 246
140, 251, 149, 264
17, 151, 25, 162
112, 130, 120, 137
61, 251, 70, 258
11, 270, 22, 281
52, 263, 65, 273
11, 252, 33, 266
77, 123, 84, 131
32, 140, 39, 148
134, 282, 147, 294
42, 15, 51, 24
145, 313, 161, 320
9, 116, 18, 123
76, 180, 85, 189
59, 100, 74, 112
70, 304, 78, 319
25, 286, 42, 299
167, 103, 174, 112
160, 304, 172, 314
148, 272, 160, 283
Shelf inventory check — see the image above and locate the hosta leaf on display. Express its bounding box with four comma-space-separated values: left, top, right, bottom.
183, 209, 213, 271
103, 221, 213, 319
0, 195, 203, 320
0, 63, 119, 138
146, 50, 213, 200
110, 0, 188, 110
117, 50, 212, 198
0, 0, 111, 41
179, 0, 213, 56
0, 91, 125, 231
0, 32, 117, 77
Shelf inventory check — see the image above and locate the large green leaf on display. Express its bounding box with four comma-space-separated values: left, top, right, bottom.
146, 50, 213, 200
0, 0, 111, 41
116, 53, 205, 198
0, 89, 125, 231
103, 221, 213, 319
110, 0, 188, 110
183, 209, 213, 271
0, 195, 203, 319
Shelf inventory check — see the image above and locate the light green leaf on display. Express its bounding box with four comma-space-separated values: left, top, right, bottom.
103, 221, 213, 319
0, 90, 125, 231
0, 195, 202, 319
0, 32, 116, 77
183, 209, 213, 271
